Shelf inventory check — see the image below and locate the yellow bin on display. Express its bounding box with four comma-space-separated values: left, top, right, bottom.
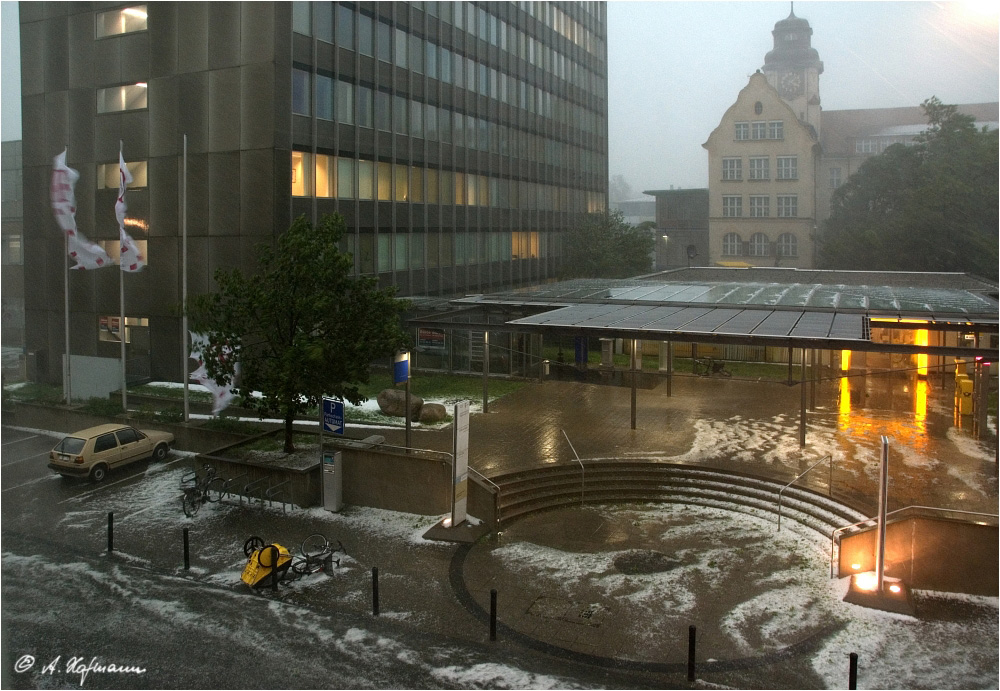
955, 375, 973, 415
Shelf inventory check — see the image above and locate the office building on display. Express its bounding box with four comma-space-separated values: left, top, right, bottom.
19, 2, 610, 385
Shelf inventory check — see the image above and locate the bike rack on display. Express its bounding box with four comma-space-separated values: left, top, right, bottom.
243, 476, 271, 505
224, 472, 249, 503
265, 479, 292, 514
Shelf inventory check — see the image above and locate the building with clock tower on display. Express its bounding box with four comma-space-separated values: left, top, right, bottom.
761, 8, 823, 136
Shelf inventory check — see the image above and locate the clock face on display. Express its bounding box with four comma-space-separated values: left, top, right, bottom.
780, 71, 803, 98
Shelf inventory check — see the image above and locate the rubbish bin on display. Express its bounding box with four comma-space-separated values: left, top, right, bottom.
955, 374, 973, 415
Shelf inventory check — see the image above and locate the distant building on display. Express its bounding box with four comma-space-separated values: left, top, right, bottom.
704, 8, 999, 269
643, 188, 708, 270
612, 197, 655, 227
2, 140, 24, 357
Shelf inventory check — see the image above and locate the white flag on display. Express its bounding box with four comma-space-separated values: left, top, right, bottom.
52, 150, 112, 269
51, 150, 81, 236
68, 232, 112, 270
116, 150, 146, 272
189, 331, 239, 415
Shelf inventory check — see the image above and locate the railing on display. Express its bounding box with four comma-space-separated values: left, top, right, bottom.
470, 467, 502, 528
829, 505, 1000, 577
777, 455, 833, 530
562, 430, 585, 506
265, 479, 292, 513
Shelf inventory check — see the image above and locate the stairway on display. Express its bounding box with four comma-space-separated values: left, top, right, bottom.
490, 460, 871, 540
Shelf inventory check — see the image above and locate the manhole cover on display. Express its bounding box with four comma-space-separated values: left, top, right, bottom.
614, 550, 681, 574
527, 596, 608, 627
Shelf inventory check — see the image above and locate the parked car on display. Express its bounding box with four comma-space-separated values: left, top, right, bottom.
48, 424, 175, 482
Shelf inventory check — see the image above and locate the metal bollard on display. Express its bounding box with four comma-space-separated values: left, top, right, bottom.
687, 625, 696, 682
183, 528, 190, 570
269, 546, 279, 592
489, 589, 497, 642
372, 567, 380, 616
849, 652, 858, 690
107, 512, 114, 553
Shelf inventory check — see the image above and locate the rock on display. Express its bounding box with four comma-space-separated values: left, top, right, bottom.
418, 403, 448, 424
376, 388, 423, 420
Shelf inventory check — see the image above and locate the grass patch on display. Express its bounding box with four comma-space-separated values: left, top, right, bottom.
3, 382, 65, 404
199, 417, 266, 435
132, 383, 214, 403
79, 397, 124, 417
357, 371, 527, 402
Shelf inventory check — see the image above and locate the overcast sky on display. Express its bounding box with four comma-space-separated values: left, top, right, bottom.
3, 1, 998, 194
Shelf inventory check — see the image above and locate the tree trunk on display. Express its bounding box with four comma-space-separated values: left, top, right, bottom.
284, 414, 295, 453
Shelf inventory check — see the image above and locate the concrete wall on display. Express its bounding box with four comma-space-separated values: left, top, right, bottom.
839, 517, 998, 596
70, 355, 121, 400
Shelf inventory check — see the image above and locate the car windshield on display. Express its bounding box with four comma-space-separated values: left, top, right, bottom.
54, 437, 86, 454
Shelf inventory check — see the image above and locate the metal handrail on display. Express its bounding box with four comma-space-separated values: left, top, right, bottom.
470, 467, 501, 528
562, 430, 584, 506
829, 505, 1000, 577
777, 454, 833, 531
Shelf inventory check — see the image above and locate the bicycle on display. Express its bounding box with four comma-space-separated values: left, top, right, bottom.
241, 534, 345, 587
181, 464, 227, 517
693, 357, 732, 377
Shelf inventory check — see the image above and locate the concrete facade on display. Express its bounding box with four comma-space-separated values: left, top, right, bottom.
19, 2, 610, 386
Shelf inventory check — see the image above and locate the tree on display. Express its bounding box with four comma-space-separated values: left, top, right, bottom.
560, 210, 655, 279
188, 214, 410, 452
819, 97, 998, 280
608, 175, 634, 204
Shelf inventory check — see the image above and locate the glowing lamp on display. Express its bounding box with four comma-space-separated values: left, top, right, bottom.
854, 572, 879, 592
889, 584, 901, 594
851, 563, 861, 571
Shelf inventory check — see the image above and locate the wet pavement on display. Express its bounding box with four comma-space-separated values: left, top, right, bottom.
3, 368, 998, 689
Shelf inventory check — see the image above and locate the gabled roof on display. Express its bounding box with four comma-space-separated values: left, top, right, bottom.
703, 72, 816, 149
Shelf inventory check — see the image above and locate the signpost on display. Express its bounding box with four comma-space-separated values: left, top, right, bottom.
322, 397, 344, 435
395, 351, 411, 450
451, 400, 470, 527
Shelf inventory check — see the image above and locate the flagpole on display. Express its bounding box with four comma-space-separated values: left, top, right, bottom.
182, 134, 189, 422
119, 140, 127, 416
64, 228, 71, 404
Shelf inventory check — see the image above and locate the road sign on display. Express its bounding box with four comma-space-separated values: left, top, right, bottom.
322, 397, 344, 435
393, 351, 410, 384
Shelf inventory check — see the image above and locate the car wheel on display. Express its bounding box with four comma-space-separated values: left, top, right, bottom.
152, 444, 169, 462
90, 464, 109, 482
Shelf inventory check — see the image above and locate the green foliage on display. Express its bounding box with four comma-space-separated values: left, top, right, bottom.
820, 97, 999, 279
2, 383, 64, 404
80, 397, 123, 417
560, 210, 656, 279
187, 214, 411, 452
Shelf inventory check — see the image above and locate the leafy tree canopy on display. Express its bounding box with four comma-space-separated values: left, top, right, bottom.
188, 214, 410, 452
560, 210, 655, 280
819, 97, 998, 280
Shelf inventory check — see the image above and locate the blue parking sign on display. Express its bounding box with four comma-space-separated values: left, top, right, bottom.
323, 397, 344, 435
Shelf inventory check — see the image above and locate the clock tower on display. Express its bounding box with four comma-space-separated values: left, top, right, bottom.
762, 7, 823, 133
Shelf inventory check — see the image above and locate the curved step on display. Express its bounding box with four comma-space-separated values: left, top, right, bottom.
489, 460, 869, 539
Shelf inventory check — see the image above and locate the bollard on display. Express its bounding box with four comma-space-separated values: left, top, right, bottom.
849, 652, 858, 690
489, 589, 497, 642
183, 528, 190, 571
269, 546, 279, 592
372, 566, 380, 616
687, 625, 696, 682
107, 512, 114, 553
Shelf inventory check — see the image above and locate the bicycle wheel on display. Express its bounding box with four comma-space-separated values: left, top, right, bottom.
301, 533, 330, 558
243, 536, 266, 558
205, 477, 227, 503
182, 490, 202, 517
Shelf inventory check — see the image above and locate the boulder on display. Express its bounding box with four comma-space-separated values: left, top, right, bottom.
376, 388, 423, 420
418, 403, 448, 424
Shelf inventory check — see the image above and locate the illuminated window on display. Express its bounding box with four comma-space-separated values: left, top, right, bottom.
377, 162, 392, 201
315, 154, 335, 198
97, 84, 147, 113
409, 166, 424, 203
96, 6, 147, 38
291, 151, 311, 197
394, 164, 408, 202
98, 315, 148, 343
97, 161, 148, 189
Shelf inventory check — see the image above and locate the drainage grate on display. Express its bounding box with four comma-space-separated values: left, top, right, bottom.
527, 596, 608, 627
